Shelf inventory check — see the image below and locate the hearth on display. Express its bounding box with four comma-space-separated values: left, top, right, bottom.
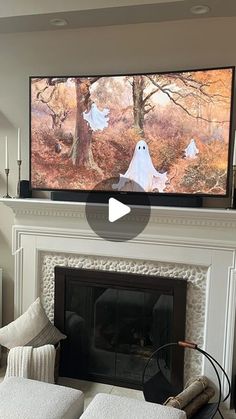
54, 267, 187, 390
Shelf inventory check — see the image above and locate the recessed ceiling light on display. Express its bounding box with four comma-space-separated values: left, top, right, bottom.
190, 5, 211, 15
50, 18, 68, 27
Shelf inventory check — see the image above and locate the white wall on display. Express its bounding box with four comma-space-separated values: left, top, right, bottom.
0, 16, 235, 324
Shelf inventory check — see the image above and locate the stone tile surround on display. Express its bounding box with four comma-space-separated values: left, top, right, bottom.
40, 252, 207, 382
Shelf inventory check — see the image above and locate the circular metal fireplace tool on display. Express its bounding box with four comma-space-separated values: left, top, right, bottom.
142, 341, 231, 419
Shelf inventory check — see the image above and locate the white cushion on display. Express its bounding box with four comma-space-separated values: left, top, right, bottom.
0, 298, 66, 349
81, 393, 186, 419
0, 377, 84, 419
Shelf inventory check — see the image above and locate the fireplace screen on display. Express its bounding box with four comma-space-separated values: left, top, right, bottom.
54, 267, 186, 389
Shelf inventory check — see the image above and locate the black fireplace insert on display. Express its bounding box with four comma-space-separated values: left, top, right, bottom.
54, 267, 187, 390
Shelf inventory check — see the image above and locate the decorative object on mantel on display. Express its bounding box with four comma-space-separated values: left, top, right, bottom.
2, 129, 22, 198
142, 341, 231, 419
19, 180, 32, 198
3, 136, 11, 198
16, 128, 22, 199
3, 167, 11, 198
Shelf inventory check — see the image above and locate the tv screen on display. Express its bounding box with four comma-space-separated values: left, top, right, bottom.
30, 67, 235, 197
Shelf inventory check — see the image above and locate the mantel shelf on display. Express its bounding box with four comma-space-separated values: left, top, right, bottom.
0, 196, 234, 213
0, 196, 236, 213
1, 197, 236, 231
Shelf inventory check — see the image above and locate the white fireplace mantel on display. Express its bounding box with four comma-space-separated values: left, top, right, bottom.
2, 197, 236, 404
2, 197, 236, 244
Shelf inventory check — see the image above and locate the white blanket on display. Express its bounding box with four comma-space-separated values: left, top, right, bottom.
5, 344, 56, 384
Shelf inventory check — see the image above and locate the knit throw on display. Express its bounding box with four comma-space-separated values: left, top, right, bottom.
5, 345, 56, 384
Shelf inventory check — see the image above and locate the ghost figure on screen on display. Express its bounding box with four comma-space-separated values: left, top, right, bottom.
184, 138, 199, 159
83, 103, 109, 131
112, 139, 168, 193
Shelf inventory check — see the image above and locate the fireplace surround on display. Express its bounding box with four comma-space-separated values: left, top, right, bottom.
1, 198, 236, 407
41, 251, 207, 383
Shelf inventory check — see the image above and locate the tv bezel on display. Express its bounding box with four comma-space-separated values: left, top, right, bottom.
29, 65, 236, 202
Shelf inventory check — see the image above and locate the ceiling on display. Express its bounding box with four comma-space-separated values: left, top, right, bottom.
0, 0, 235, 33
0, 1, 185, 17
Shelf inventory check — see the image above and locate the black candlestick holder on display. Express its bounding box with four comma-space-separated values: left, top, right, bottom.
3, 168, 11, 198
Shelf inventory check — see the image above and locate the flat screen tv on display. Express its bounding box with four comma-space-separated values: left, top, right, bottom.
30, 67, 235, 202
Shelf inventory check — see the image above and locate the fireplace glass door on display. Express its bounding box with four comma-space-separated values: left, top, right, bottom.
55, 267, 186, 389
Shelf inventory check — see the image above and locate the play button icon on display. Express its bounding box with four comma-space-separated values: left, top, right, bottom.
108, 198, 131, 222
85, 177, 151, 242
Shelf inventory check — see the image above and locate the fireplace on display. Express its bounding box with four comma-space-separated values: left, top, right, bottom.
54, 266, 187, 389
2, 198, 236, 406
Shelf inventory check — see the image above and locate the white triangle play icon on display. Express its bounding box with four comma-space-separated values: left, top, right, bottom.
108, 198, 131, 223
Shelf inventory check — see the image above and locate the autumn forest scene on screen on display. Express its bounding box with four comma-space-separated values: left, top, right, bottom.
31, 69, 233, 195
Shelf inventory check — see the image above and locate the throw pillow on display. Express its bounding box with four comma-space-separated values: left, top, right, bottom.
0, 298, 66, 349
